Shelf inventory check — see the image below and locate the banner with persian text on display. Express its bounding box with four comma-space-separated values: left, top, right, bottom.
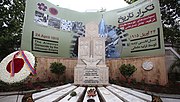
21, 0, 165, 58
104, 0, 165, 57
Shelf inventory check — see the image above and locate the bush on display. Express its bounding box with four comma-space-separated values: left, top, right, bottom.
50, 62, 66, 83
119, 64, 137, 82
50, 62, 66, 74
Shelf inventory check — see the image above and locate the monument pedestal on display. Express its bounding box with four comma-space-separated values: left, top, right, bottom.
74, 22, 109, 86
74, 66, 109, 86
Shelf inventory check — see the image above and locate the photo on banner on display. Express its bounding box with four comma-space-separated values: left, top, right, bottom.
21, 0, 164, 58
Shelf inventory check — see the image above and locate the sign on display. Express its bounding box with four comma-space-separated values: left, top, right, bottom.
21, 0, 101, 57
21, 0, 164, 58
83, 69, 99, 84
105, 0, 165, 57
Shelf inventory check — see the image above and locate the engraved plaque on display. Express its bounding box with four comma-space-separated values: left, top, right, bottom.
83, 68, 99, 84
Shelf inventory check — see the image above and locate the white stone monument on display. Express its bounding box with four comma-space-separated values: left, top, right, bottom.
74, 22, 109, 86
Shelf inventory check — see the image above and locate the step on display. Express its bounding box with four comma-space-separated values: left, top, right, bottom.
98, 87, 123, 102
83, 87, 100, 102
58, 87, 85, 102
112, 84, 152, 102
35, 85, 77, 102
107, 86, 146, 102
33, 83, 71, 100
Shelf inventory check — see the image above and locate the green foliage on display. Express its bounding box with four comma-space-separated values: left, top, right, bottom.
169, 58, 180, 81
0, 0, 25, 60
124, 0, 138, 4
119, 64, 137, 81
68, 91, 77, 100
50, 62, 66, 75
170, 58, 180, 73
0, 80, 26, 91
131, 78, 137, 85
70, 91, 77, 97
109, 78, 116, 84
160, 0, 180, 47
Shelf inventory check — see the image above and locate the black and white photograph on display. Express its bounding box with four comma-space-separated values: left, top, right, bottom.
48, 16, 61, 29
34, 11, 48, 26
60, 19, 73, 31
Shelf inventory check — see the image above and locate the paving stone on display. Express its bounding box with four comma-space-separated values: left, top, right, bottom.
83, 87, 100, 102
59, 87, 85, 102
35, 85, 77, 102
107, 85, 146, 102
33, 83, 71, 100
98, 87, 123, 102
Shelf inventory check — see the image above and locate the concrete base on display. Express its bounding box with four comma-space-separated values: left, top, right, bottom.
74, 66, 109, 86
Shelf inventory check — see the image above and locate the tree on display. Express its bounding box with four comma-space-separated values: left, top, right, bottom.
50, 62, 66, 83
160, 0, 180, 47
119, 64, 137, 82
0, 0, 25, 60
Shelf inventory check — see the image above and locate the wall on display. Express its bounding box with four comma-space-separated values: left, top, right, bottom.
28, 55, 168, 86
107, 56, 168, 86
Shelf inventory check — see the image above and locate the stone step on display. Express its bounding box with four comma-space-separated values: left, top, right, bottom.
35, 85, 77, 102
112, 84, 152, 102
33, 83, 71, 100
83, 87, 100, 102
97, 87, 123, 102
32, 84, 153, 102
107, 86, 146, 102
58, 87, 85, 102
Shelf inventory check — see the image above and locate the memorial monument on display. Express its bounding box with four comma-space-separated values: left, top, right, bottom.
74, 22, 109, 86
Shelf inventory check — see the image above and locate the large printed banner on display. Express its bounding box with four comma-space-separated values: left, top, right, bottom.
106, 0, 165, 57
21, 0, 165, 58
